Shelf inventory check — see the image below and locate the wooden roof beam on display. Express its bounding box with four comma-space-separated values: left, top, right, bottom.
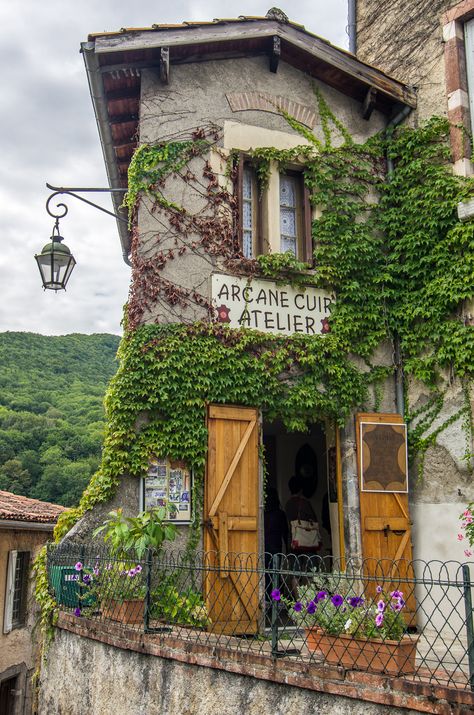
269, 35, 280, 73
361, 86, 377, 120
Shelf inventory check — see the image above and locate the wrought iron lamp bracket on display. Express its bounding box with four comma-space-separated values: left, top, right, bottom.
45, 183, 128, 224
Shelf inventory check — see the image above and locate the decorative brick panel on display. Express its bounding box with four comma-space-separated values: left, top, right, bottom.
226, 92, 316, 128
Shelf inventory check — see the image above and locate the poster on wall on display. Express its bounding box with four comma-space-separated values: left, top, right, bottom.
360, 422, 408, 493
144, 457, 192, 522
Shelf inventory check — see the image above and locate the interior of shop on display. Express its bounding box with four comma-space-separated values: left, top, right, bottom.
262, 421, 335, 557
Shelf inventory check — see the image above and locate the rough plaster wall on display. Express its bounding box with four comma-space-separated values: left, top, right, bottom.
356, 0, 454, 123
408, 378, 474, 564
137, 55, 387, 328
39, 629, 419, 715
63, 475, 140, 545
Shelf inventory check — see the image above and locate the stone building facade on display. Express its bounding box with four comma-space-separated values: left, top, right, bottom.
0, 491, 64, 715
356, 0, 474, 567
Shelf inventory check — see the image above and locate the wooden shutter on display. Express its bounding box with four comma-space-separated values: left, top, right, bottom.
204, 404, 260, 634
3, 550, 17, 634
357, 413, 416, 625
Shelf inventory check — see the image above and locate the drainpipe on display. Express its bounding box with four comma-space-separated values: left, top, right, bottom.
347, 0, 357, 54
385, 105, 413, 416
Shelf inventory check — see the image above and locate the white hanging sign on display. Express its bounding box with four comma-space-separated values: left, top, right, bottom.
211, 273, 335, 336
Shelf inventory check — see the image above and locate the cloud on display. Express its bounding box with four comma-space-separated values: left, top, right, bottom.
1, 0, 347, 336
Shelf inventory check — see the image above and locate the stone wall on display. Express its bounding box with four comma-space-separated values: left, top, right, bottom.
39, 616, 474, 715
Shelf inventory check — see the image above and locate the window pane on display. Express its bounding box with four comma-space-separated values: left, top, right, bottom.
243, 231, 253, 259
281, 236, 297, 255
280, 173, 300, 255
280, 208, 296, 237
242, 166, 254, 258
280, 175, 296, 207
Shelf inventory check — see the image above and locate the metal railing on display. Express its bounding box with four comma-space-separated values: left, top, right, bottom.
46, 544, 474, 691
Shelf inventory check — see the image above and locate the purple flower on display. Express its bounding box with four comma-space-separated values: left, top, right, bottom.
106, 563, 113, 570
128, 569, 137, 577
82, 574, 91, 585
293, 602, 303, 612
93, 566, 100, 576
316, 591, 328, 601
74, 562, 83, 572
347, 596, 364, 608
376, 585, 383, 594
135, 565, 142, 573
390, 601, 403, 612
377, 599, 386, 612
390, 590, 403, 599
307, 601, 317, 615
74, 607, 82, 617
271, 589, 281, 601
375, 612, 384, 627
331, 594, 344, 608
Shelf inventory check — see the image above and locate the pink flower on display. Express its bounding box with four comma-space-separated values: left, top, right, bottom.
377, 600, 386, 612
458, 533, 464, 541
74, 562, 83, 572
135, 565, 142, 573
375, 612, 384, 627
376, 585, 383, 594
464, 549, 473, 558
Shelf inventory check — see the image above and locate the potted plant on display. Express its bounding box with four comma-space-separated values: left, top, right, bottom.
272, 575, 418, 675
75, 508, 177, 624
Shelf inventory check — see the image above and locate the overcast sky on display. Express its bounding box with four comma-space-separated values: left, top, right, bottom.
0, 1, 347, 336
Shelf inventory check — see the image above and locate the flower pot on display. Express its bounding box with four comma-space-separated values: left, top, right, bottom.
306, 627, 418, 675
102, 598, 144, 625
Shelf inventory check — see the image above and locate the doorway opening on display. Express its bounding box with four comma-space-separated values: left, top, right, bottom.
262, 420, 337, 558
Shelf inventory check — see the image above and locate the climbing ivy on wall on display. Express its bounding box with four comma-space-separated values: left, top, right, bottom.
38, 91, 474, 647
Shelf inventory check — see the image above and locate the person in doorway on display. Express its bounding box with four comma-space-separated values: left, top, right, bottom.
285, 475, 318, 526
285, 475, 322, 597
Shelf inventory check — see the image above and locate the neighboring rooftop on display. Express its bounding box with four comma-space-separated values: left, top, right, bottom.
0, 490, 66, 525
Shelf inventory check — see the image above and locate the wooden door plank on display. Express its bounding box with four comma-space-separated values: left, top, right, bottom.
219, 512, 229, 577
208, 419, 256, 517
365, 516, 409, 531
209, 405, 257, 420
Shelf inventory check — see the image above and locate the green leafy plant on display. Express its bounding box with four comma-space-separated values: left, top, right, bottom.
93, 507, 177, 559
150, 576, 209, 627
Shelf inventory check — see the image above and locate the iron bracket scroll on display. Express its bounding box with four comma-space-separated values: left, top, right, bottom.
45, 183, 128, 223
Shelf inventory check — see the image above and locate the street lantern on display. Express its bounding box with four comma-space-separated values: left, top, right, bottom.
36, 183, 129, 291
35, 220, 76, 291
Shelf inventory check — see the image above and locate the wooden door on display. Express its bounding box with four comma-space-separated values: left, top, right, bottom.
204, 404, 260, 635
356, 412, 416, 624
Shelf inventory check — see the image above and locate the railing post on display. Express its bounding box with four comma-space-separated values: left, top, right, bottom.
271, 553, 280, 658
462, 563, 474, 690
144, 548, 152, 633
78, 544, 85, 610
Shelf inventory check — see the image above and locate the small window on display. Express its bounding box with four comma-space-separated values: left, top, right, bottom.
279, 172, 313, 262
3, 551, 29, 633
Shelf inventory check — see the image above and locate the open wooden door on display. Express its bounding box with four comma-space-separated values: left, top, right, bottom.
204, 404, 260, 635
356, 413, 416, 625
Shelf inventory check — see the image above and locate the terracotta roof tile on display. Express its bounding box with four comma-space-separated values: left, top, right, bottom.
0, 490, 66, 524
88, 15, 306, 40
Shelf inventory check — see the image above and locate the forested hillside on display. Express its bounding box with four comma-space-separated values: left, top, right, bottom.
0, 332, 120, 506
